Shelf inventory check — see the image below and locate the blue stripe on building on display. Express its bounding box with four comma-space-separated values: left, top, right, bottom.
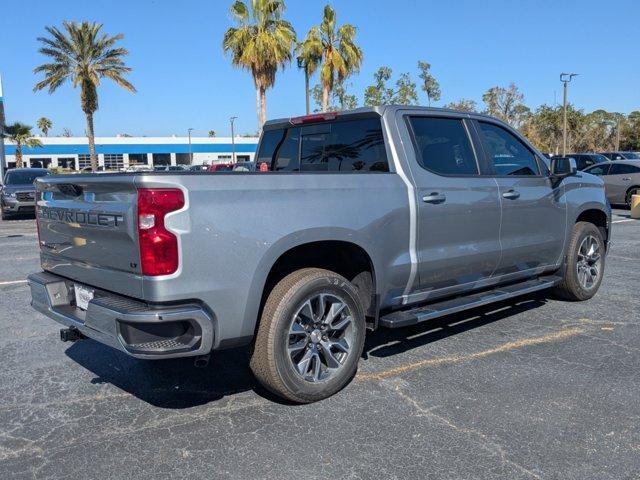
5, 143, 258, 155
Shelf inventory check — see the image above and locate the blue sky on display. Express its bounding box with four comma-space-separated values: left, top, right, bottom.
1, 0, 639, 137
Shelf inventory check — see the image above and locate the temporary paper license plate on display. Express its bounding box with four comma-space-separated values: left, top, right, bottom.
74, 284, 94, 310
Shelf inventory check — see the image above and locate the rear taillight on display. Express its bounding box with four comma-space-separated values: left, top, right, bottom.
137, 188, 185, 276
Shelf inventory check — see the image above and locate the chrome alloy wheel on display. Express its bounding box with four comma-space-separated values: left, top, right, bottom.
576, 235, 602, 290
288, 293, 355, 383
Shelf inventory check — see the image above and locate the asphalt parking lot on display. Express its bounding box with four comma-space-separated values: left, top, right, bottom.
1, 210, 639, 480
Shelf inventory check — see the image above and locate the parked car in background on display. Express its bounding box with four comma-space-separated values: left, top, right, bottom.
154, 165, 187, 172
232, 162, 254, 172
584, 160, 640, 206
600, 151, 640, 161
81, 166, 105, 173
189, 165, 210, 172
1, 168, 50, 219
208, 163, 234, 172
29, 106, 611, 403
567, 153, 610, 171
125, 165, 154, 173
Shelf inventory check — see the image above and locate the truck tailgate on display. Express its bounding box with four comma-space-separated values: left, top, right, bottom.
35, 174, 144, 298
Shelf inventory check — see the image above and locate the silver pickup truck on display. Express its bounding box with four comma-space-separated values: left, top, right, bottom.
28, 106, 611, 403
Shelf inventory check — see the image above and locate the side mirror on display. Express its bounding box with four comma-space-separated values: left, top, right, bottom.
550, 157, 578, 178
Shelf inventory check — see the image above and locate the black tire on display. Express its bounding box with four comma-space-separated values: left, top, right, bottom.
250, 268, 366, 403
553, 222, 605, 301
626, 187, 640, 208
1, 211, 10, 221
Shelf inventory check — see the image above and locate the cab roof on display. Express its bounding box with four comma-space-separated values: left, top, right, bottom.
263, 105, 499, 130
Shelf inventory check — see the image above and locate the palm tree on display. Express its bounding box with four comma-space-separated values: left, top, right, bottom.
33, 21, 136, 171
4, 122, 43, 168
37, 117, 52, 137
300, 5, 363, 112
223, 0, 297, 129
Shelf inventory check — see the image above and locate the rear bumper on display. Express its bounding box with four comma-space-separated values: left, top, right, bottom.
28, 271, 215, 359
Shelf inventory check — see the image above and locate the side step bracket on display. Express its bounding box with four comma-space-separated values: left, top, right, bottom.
380, 276, 561, 329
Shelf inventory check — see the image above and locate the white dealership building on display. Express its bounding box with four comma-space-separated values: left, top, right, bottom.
2, 135, 259, 170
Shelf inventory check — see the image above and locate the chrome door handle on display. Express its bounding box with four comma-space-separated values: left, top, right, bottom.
422, 192, 446, 204
622, 177, 632, 181
502, 190, 521, 200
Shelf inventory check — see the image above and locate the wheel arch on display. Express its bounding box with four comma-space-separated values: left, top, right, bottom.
574, 207, 610, 246
242, 230, 380, 341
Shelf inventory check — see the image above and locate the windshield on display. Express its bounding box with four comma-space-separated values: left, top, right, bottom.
4, 170, 48, 185
623, 152, 640, 159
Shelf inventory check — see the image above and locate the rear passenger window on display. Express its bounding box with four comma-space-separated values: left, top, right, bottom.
610, 164, 640, 175
478, 122, 540, 176
586, 164, 610, 176
408, 117, 478, 175
300, 118, 389, 172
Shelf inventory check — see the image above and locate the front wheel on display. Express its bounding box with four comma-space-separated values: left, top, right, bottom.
553, 221, 605, 301
250, 268, 366, 403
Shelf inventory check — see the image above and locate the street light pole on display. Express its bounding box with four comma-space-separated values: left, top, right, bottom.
187, 128, 194, 165
0, 74, 6, 182
560, 73, 578, 156
230, 116, 237, 164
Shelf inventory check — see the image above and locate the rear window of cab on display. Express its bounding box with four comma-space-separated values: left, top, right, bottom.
256, 117, 389, 173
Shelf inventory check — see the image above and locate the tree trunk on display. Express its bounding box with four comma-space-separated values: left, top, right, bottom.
15, 143, 23, 168
85, 111, 98, 171
260, 86, 267, 129
256, 85, 262, 132
322, 85, 330, 112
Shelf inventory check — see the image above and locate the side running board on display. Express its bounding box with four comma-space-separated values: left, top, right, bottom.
380, 276, 561, 329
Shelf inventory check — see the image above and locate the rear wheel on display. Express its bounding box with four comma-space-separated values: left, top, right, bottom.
626, 187, 640, 208
250, 268, 366, 403
553, 221, 605, 301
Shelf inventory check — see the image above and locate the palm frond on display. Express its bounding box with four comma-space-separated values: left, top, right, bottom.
26, 137, 44, 148
230, 0, 249, 23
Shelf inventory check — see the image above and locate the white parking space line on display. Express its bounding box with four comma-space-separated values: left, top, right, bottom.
612, 219, 636, 224
0, 280, 28, 286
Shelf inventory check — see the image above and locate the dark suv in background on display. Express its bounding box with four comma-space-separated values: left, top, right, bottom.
568, 153, 609, 171
600, 151, 640, 161
1, 168, 50, 220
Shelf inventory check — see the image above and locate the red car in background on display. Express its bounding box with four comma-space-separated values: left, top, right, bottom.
208, 163, 234, 172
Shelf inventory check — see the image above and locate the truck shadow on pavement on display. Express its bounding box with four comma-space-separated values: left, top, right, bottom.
64, 341, 259, 408
364, 295, 547, 359
64, 293, 548, 408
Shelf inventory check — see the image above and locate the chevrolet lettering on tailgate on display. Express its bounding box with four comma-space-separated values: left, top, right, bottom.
38, 207, 124, 228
